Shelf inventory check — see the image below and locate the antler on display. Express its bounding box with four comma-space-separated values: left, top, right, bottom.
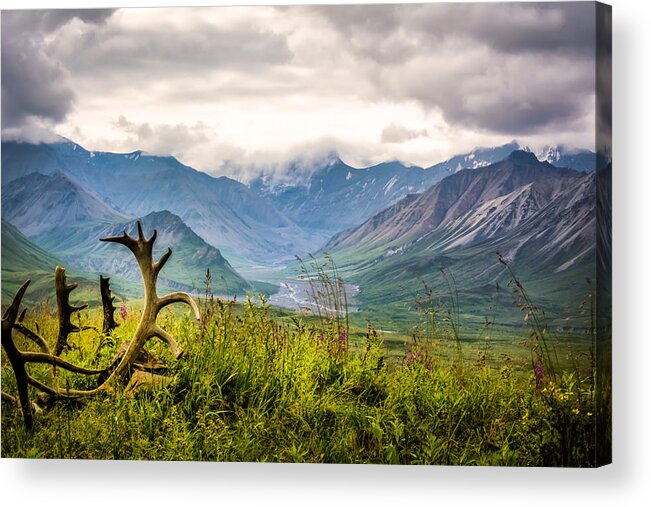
1, 222, 200, 429
2, 281, 36, 430
99, 221, 199, 382
54, 266, 92, 356
100, 275, 118, 334
2, 281, 106, 429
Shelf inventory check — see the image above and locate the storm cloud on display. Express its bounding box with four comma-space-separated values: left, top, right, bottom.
1, 3, 599, 173
1, 10, 114, 131
310, 3, 596, 134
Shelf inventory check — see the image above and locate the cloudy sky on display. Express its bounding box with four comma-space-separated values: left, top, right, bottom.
1, 2, 597, 178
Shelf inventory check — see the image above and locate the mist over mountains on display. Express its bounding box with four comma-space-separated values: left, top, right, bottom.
1, 137, 608, 316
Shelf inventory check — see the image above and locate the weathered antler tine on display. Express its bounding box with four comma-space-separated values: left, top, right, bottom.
2, 280, 30, 322
99, 231, 135, 248
2, 280, 34, 430
137, 220, 145, 240
100, 275, 119, 333
25, 375, 96, 400
18, 308, 27, 323
148, 228, 158, 244
20, 351, 106, 375
1, 391, 18, 406
153, 248, 172, 275
14, 324, 51, 354
157, 291, 200, 320
54, 267, 91, 356
151, 326, 182, 358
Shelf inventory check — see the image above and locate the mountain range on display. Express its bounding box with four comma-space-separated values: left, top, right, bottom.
33, 210, 250, 294
2, 138, 607, 325
249, 141, 606, 241
2, 139, 310, 263
321, 151, 603, 321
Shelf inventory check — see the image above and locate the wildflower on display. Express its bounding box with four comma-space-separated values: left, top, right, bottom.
407, 352, 414, 362
534, 363, 544, 392
317, 333, 324, 342
119, 304, 128, 320
339, 331, 347, 343
196, 318, 207, 333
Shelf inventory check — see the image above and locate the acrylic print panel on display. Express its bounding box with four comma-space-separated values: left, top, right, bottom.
0, 2, 611, 466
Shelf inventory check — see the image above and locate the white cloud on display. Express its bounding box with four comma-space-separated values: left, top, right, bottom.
381, 123, 428, 144
2, 4, 598, 174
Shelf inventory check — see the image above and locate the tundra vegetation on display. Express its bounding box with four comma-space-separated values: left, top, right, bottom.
1, 225, 607, 466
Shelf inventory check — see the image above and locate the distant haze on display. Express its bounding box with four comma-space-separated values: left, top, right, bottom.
1, 3, 596, 179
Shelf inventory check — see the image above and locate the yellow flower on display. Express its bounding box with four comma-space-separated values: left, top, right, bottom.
572, 408, 580, 415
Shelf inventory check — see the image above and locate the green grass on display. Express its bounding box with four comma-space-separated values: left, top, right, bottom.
2, 288, 601, 465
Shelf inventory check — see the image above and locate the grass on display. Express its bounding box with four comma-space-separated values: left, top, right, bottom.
1, 262, 604, 466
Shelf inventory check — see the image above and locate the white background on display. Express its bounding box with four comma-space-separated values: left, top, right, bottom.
0, 0, 649, 505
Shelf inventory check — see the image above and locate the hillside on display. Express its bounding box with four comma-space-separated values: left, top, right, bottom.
250, 155, 438, 240
322, 152, 597, 319
1, 140, 310, 261
2, 172, 129, 236
1, 220, 92, 304
33, 211, 252, 295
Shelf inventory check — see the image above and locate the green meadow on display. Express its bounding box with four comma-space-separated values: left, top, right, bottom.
1, 265, 606, 466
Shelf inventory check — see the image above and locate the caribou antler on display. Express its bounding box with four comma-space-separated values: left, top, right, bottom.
98, 221, 200, 381
54, 266, 92, 356
1, 221, 200, 430
100, 275, 118, 334
2, 281, 106, 430
2, 281, 36, 430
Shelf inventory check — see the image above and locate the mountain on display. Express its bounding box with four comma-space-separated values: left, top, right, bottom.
425, 141, 606, 181
1, 139, 310, 262
1, 219, 93, 305
250, 154, 440, 240
1, 219, 60, 279
424, 141, 524, 180
33, 210, 251, 295
535, 144, 608, 173
2, 172, 129, 236
249, 142, 604, 244
327, 151, 580, 249
323, 151, 596, 315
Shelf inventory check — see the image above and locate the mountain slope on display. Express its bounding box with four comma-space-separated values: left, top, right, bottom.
250, 154, 439, 240
1, 140, 310, 261
33, 210, 251, 295
535, 144, 608, 173
249, 142, 604, 245
323, 152, 595, 316
424, 141, 523, 180
1, 220, 94, 305
2, 172, 129, 236
328, 151, 582, 250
